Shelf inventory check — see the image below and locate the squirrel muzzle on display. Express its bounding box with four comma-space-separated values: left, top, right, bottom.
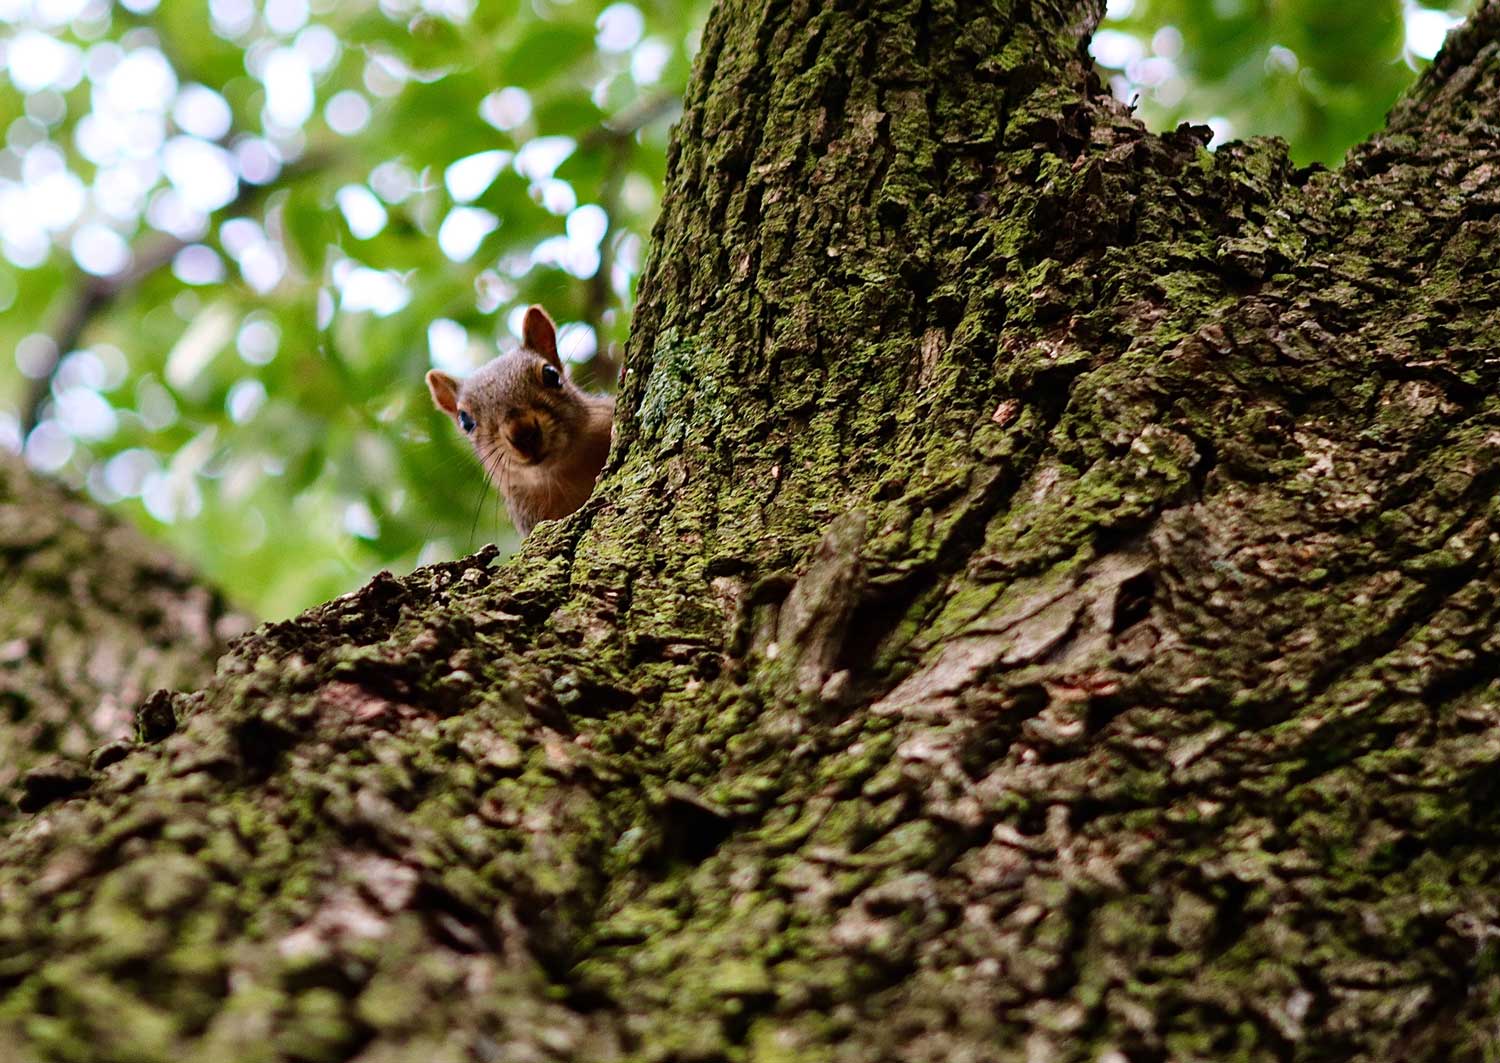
506, 415, 545, 464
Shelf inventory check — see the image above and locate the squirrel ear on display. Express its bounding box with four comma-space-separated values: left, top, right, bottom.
426, 370, 460, 416
521, 305, 561, 368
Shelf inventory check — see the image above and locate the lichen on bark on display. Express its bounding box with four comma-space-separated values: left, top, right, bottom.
7, 1, 1500, 1060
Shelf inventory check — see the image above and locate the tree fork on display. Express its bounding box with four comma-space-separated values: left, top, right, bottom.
5, 1, 1500, 1060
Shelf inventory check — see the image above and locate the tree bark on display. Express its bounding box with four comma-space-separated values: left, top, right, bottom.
0, 455, 246, 822
6, 1, 1500, 1060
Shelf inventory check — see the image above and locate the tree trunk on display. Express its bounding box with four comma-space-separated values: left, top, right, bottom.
6, 1, 1500, 1059
0, 455, 245, 822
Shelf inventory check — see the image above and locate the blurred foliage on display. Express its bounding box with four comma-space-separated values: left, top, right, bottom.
0, 0, 1477, 619
0, 0, 709, 618
1096, 0, 1474, 163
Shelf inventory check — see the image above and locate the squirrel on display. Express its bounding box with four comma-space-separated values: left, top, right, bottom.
426, 305, 614, 537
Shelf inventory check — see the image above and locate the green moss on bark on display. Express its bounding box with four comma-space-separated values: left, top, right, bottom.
8, 2, 1500, 1060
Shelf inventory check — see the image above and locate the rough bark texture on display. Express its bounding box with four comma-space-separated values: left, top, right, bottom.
0, 455, 246, 823
6, 1, 1500, 1060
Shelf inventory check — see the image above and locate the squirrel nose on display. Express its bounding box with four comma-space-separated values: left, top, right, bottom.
507, 416, 543, 462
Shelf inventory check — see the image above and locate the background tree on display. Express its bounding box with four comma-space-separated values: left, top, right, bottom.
5, 0, 1500, 1060
0, 452, 246, 821
0, 0, 1473, 619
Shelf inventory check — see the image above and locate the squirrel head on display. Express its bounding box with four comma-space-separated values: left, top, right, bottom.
426, 305, 589, 473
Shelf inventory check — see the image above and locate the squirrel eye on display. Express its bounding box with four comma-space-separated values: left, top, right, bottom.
458, 410, 475, 433
541, 365, 562, 390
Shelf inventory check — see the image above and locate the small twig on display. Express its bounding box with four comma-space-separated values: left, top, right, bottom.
577, 91, 683, 153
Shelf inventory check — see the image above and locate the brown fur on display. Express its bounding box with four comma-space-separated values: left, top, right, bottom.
427, 306, 614, 537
